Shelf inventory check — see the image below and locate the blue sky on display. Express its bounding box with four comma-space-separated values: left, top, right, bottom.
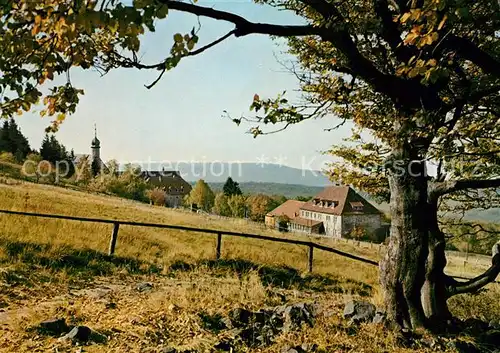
15, 1, 352, 170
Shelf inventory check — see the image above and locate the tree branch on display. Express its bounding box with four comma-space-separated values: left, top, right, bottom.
158, 0, 323, 37
116, 29, 238, 88
296, 0, 341, 19
160, 0, 444, 111
373, 0, 415, 63
188, 29, 236, 56
448, 244, 500, 296
432, 178, 500, 198
467, 85, 500, 104
445, 34, 500, 77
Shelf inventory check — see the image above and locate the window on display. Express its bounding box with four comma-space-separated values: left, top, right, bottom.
350, 202, 364, 212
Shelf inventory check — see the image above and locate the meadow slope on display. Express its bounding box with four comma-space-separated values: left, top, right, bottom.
0, 178, 498, 352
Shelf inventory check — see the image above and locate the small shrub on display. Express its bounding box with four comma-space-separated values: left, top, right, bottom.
0, 152, 16, 163
277, 215, 290, 232
349, 226, 366, 240
148, 188, 166, 206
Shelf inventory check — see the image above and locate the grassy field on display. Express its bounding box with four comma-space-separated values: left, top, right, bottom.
0, 178, 498, 352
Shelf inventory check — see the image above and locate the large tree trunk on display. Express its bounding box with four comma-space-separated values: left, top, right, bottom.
420, 200, 454, 329
380, 144, 500, 332
380, 145, 430, 330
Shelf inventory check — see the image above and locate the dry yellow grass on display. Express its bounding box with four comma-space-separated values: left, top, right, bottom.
0, 178, 498, 352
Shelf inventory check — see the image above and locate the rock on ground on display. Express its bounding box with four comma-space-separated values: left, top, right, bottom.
136, 282, 154, 293
343, 300, 376, 324
59, 325, 107, 344
38, 318, 69, 336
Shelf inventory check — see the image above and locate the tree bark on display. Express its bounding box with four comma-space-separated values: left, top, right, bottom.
420, 200, 453, 329
380, 144, 429, 330
380, 146, 500, 331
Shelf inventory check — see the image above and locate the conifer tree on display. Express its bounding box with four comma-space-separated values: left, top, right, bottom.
222, 177, 242, 196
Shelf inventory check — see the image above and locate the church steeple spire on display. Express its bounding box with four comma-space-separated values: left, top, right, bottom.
91, 123, 100, 149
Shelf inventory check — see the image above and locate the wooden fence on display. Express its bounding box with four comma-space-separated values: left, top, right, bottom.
0, 209, 379, 272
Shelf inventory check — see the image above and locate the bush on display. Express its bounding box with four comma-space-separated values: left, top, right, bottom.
277, 215, 290, 232
148, 188, 166, 206
0, 152, 16, 163
445, 242, 459, 251
88, 165, 148, 202
349, 226, 366, 240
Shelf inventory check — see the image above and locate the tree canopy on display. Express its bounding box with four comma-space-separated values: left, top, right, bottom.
0, 119, 31, 161
213, 192, 231, 216
185, 179, 215, 211
222, 177, 242, 196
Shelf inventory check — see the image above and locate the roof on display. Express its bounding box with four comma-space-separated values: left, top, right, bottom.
141, 171, 192, 195
300, 186, 381, 215
266, 200, 305, 219
91, 136, 100, 147
290, 217, 323, 228
141, 170, 182, 178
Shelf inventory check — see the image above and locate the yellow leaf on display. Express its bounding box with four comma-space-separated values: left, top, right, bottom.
404, 32, 418, 45
400, 12, 411, 23
408, 67, 420, 78
438, 15, 447, 30
31, 25, 40, 36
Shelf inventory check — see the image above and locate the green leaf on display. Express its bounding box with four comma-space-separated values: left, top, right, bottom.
173, 33, 183, 43
156, 5, 168, 19
134, 0, 153, 9
455, 7, 470, 19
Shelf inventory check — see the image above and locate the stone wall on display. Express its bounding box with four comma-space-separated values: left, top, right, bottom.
341, 214, 381, 240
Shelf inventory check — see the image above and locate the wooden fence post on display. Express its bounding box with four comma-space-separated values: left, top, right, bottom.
108, 222, 120, 256
308, 244, 314, 273
216, 232, 222, 260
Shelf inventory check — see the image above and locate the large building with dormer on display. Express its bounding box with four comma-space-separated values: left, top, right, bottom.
265, 186, 383, 239
140, 169, 192, 208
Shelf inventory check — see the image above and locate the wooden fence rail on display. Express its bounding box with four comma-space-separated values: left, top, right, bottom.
0, 209, 378, 271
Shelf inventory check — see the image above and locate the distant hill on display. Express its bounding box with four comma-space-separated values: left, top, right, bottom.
207, 182, 325, 199
138, 162, 331, 187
